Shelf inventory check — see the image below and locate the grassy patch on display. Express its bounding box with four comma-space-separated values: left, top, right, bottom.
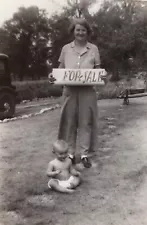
0, 99, 133, 225
97, 82, 123, 99
13, 76, 146, 103
13, 80, 63, 103
13, 79, 127, 104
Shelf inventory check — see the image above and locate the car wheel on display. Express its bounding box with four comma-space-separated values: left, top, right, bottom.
0, 91, 16, 120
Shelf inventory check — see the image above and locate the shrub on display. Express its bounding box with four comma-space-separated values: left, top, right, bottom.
13, 80, 62, 103
13, 78, 139, 103
96, 82, 123, 100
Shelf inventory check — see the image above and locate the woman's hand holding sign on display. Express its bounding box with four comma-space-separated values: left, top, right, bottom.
100, 70, 108, 84
48, 73, 56, 84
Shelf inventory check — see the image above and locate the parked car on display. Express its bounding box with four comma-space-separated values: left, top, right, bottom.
0, 53, 16, 119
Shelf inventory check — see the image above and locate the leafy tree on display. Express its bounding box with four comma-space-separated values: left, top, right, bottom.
91, 0, 147, 80
0, 6, 51, 80
66, 0, 97, 18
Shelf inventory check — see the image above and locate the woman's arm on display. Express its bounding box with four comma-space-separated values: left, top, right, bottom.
58, 47, 65, 90
58, 46, 65, 69
94, 46, 101, 69
58, 62, 65, 69
93, 46, 107, 91
49, 46, 65, 82
94, 65, 100, 69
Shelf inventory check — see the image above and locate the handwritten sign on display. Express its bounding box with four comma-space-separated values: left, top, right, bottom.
52, 69, 106, 85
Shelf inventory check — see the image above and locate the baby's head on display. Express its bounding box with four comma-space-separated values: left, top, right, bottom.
52, 140, 68, 161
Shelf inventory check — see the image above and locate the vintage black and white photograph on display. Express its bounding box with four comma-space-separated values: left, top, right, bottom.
0, 0, 147, 224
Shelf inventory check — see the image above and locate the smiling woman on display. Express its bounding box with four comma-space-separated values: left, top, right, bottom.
56, 18, 107, 168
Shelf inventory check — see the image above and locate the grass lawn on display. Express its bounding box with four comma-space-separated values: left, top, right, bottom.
0, 98, 142, 225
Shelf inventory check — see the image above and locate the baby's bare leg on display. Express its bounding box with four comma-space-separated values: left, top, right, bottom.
48, 179, 74, 194
70, 176, 81, 189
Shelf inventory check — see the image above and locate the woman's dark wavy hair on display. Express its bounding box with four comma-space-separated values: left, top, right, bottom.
68, 18, 92, 36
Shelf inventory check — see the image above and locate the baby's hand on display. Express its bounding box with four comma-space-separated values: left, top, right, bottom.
55, 170, 61, 175
75, 171, 81, 177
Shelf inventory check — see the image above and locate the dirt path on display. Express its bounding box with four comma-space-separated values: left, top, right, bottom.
1, 97, 147, 225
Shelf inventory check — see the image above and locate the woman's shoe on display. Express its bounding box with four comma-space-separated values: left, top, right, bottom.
69, 155, 76, 164
81, 157, 92, 168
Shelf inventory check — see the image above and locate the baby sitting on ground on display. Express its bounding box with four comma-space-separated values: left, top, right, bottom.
47, 139, 81, 193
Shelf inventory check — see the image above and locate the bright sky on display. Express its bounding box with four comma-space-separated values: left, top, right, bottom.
0, 0, 105, 26
1, 0, 147, 26
0, 0, 67, 26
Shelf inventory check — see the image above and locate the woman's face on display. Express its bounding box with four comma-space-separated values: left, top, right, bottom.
74, 24, 88, 42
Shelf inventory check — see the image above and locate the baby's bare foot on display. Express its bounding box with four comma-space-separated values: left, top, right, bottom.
66, 189, 75, 194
